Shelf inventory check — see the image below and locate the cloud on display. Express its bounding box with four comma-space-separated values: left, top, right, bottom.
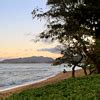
37, 46, 61, 54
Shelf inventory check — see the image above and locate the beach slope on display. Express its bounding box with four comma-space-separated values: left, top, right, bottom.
0, 69, 87, 98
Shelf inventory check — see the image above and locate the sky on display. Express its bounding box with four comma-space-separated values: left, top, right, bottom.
0, 0, 61, 59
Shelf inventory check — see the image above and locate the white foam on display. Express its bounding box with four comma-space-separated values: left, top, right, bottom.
0, 64, 81, 92
0, 73, 58, 92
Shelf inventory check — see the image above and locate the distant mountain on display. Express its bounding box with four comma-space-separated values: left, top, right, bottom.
1, 56, 54, 63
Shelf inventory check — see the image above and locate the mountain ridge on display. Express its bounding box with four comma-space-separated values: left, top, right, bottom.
0, 56, 54, 63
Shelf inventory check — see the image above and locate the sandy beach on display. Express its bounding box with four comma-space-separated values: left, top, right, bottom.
0, 69, 87, 98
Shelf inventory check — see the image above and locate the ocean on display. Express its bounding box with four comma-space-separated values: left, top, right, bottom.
0, 63, 81, 92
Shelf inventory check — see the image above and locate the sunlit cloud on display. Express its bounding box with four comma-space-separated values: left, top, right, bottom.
37, 45, 61, 54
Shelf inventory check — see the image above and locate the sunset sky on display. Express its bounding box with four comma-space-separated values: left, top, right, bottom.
0, 0, 61, 60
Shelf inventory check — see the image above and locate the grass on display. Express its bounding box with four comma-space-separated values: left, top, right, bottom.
1, 74, 100, 100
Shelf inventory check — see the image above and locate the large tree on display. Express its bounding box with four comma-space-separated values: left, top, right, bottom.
32, 0, 100, 75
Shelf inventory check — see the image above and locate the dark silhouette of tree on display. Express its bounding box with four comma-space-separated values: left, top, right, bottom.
32, 0, 100, 76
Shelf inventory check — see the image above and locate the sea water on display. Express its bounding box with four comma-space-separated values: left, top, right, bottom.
0, 63, 81, 91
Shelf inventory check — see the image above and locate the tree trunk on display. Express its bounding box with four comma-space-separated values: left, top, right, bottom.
82, 68, 87, 76
96, 64, 100, 73
89, 68, 92, 75
89, 69, 96, 75
72, 65, 76, 78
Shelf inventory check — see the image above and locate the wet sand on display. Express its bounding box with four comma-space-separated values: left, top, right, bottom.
0, 69, 87, 98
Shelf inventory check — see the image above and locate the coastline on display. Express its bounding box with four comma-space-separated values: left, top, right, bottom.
0, 73, 59, 92
0, 69, 87, 98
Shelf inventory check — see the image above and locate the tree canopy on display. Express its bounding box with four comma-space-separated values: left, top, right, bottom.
32, 0, 100, 75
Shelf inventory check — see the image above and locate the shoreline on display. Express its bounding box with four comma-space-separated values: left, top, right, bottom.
0, 69, 87, 98
0, 73, 59, 93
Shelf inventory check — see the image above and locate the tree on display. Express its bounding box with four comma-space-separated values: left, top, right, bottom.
53, 39, 90, 77
32, 0, 100, 76
73, 0, 100, 73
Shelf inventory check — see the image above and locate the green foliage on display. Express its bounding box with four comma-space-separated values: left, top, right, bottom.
32, 0, 100, 40
2, 74, 100, 100
32, 0, 99, 71
32, 0, 100, 76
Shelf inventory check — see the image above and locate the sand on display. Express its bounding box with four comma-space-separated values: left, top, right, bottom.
0, 69, 87, 98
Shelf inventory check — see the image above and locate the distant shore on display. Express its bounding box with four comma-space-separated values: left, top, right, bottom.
0, 69, 87, 98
